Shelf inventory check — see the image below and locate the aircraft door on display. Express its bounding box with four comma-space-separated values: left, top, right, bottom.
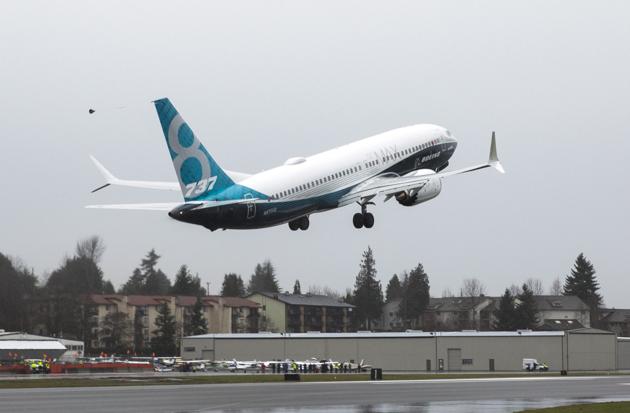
244, 193, 256, 220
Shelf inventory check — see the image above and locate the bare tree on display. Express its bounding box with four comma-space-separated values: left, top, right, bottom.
441, 288, 455, 298
549, 276, 563, 295
76, 236, 106, 263
525, 278, 544, 295
460, 278, 486, 298
509, 284, 522, 297
307, 285, 342, 299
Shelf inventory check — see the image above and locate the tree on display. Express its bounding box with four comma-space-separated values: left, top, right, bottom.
151, 302, 177, 356
293, 280, 302, 295
460, 278, 486, 298
515, 284, 538, 329
247, 260, 280, 293
121, 268, 145, 295
306, 285, 342, 299
221, 273, 246, 297
100, 311, 132, 354
46, 254, 106, 339
441, 288, 455, 298
563, 253, 603, 326
549, 276, 563, 295
385, 274, 404, 302
493, 289, 517, 330
75, 236, 106, 264
102, 280, 116, 294
121, 249, 171, 295
398, 264, 431, 329
509, 284, 522, 297
0, 253, 38, 332
525, 278, 544, 296
352, 246, 384, 330
171, 265, 205, 296
184, 296, 208, 336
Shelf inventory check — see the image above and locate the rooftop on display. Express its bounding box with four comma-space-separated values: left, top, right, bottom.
251, 292, 354, 308
186, 330, 568, 339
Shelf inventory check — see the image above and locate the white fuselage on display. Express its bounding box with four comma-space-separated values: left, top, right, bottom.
240, 124, 457, 201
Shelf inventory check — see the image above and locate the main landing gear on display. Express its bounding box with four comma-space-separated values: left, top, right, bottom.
353, 202, 375, 229
288, 216, 310, 231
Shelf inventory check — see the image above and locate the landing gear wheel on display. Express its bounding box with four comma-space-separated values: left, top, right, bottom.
353, 213, 364, 229
363, 212, 374, 228
288, 220, 300, 231
299, 216, 310, 231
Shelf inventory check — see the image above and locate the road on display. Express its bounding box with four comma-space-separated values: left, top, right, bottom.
1, 376, 629, 412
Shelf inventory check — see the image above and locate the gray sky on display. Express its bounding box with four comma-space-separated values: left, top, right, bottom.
1, 1, 629, 306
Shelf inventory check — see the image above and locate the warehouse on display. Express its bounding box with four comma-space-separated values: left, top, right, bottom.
181, 328, 618, 372
618, 337, 630, 370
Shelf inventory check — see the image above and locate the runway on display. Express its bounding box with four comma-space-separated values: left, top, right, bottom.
1, 376, 629, 413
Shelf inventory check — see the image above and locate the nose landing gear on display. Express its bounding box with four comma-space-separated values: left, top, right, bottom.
353, 202, 375, 229
289, 216, 310, 231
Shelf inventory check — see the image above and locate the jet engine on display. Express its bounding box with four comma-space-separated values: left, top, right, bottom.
395, 169, 442, 207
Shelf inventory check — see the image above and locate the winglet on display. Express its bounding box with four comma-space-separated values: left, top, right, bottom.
89, 155, 118, 192
488, 132, 505, 174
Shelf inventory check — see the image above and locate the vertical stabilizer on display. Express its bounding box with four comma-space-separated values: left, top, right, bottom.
154, 98, 235, 200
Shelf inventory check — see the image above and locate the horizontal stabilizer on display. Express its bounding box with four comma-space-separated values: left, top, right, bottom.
89, 156, 180, 192
86, 202, 182, 211
86, 198, 259, 212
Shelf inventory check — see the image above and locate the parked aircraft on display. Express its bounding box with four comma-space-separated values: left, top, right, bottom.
88, 98, 504, 230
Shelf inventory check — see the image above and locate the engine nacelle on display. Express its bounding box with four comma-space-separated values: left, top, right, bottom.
395, 170, 442, 207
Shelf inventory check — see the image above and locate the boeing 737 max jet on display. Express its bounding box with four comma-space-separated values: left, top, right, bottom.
88, 98, 504, 231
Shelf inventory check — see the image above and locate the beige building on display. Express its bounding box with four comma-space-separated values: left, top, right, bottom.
83, 294, 260, 351
247, 292, 354, 333
378, 295, 591, 332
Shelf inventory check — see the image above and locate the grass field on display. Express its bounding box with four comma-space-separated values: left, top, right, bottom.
519, 401, 630, 412
0, 371, 626, 389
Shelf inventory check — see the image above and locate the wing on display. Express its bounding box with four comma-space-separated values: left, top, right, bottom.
338, 132, 504, 207
86, 198, 259, 211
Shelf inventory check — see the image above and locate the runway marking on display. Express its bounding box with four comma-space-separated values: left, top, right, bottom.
1, 375, 623, 394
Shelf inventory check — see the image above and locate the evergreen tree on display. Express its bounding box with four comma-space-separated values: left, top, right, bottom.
185, 296, 208, 336
46, 255, 105, 339
121, 249, 171, 295
0, 253, 38, 332
352, 246, 384, 330
102, 280, 116, 294
221, 273, 246, 297
121, 268, 145, 295
133, 307, 147, 355
293, 280, 302, 295
247, 260, 280, 293
563, 253, 603, 326
151, 302, 177, 356
398, 264, 431, 328
171, 265, 205, 296
493, 289, 517, 330
100, 311, 132, 354
515, 284, 538, 329
385, 274, 403, 302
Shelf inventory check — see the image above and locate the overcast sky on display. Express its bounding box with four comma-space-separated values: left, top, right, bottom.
1, 1, 629, 306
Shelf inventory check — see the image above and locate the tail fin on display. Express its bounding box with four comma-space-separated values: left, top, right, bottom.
154, 98, 235, 200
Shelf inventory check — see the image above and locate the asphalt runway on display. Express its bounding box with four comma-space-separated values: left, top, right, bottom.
1, 376, 629, 413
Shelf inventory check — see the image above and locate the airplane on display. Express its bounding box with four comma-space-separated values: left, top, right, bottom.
88, 98, 504, 230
